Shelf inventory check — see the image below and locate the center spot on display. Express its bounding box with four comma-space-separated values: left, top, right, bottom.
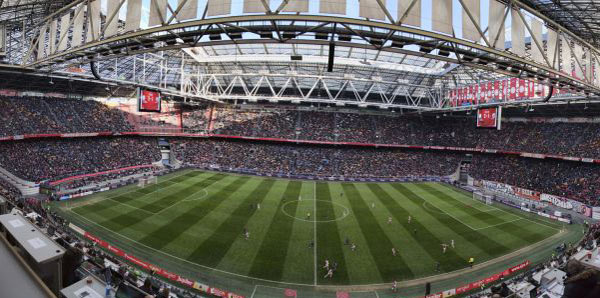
281, 199, 350, 223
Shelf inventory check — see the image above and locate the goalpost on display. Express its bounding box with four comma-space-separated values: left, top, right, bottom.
473, 191, 493, 205
138, 176, 158, 187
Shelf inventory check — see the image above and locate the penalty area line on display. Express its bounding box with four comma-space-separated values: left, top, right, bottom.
422, 201, 479, 231
473, 218, 523, 231
67, 209, 318, 287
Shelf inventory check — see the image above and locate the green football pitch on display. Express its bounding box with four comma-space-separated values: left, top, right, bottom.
56, 169, 565, 289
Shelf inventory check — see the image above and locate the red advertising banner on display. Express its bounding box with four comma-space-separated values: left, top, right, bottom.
518, 79, 527, 98
50, 164, 155, 186
528, 81, 535, 98
476, 108, 498, 128
480, 83, 487, 103
83, 232, 244, 298
513, 187, 541, 201
493, 81, 500, 100
509, 78, 517, 100
139, 89, 162, 112
425, 260, 530, 298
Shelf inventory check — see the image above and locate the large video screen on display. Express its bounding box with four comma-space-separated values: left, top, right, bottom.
476, 107, 499, 128
138, 89, 161, 112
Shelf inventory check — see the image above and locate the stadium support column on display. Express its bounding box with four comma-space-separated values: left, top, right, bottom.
497, 106, 502, 130
327, 41, 336, 72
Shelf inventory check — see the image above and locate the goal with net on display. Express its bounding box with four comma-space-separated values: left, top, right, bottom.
138, 176, 158, 187
473, 191, 493, 205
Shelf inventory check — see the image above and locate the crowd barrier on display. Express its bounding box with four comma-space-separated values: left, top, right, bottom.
193, 166, 449, 183
49, 164, 156, 186
476, 179, 595, 220
80, 231, 244, 298
424, 260, 531, 298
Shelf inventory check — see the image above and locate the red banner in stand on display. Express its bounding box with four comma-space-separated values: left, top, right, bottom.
509, 78, 517, 100
49, 164, 155, 185
427, 260, 531, 297
83, 232, 244, 298
528, 81, 535, 98
518, 79, 527, 98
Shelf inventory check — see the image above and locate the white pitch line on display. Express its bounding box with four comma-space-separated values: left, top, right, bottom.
66, 206, 567, 289
105, 198, 157, 215
422, 200, 479, 231
313, 181, 318, 286
68, 209, 318, 287
154, 188, 209, 215
73, 170, 200, 214
93, 170, 194, 205
250, 285, 258, 298
480, 199, 563, 231
473, 218, 523, 230
458, 191, 562, 232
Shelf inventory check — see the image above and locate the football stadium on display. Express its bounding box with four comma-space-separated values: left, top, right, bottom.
1, 1, 600, 298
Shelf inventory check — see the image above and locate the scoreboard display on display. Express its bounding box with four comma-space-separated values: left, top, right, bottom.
138, 88, 161, 112
476, 107, 501, 129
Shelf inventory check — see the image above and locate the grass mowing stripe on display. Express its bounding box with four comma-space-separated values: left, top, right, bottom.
342, 183, 414, 279
75, 182, 176, 215
101, 173, 227, 232
417, 183, 508, 226
139, 174, 226, 213
116, 171, 199, 199
138, 176, 251, 250
316, 182, 349, 285
78, 171, 201, 215
73, 199, 118, 216
441, 184, 563, 231
391, 184, 511, 259
186, 179, 277, 267
248, 181, 302, 280
366, 183, 465, 271
416, 183, 552, 243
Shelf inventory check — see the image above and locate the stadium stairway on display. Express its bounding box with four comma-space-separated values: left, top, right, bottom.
0, 166, 39, 196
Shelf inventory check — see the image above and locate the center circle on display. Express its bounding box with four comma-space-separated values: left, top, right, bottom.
281, 199, 350, 222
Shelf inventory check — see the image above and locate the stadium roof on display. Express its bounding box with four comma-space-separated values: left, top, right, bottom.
1, 0, 600, 111
522, 0, 600, 47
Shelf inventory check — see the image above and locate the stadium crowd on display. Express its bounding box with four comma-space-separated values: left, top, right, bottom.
470, 156, 600, 207
2, 194, 195, 298
1, 97, 600, 205
0, 177, 20, 201
172, 139, 600, 205
0, 137, 160, 182
0, 96, 132, 136
2, 96, 600, 160
52, 165, 164, 192
172, 139, 461, 178
195, 106, 600, 159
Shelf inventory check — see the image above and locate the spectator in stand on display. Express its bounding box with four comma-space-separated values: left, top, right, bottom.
470, 155, 600, 206
171, 139, 461, 178
180, 106, 600, 160
0, 96, 132, 137
0, 137, 160, 182
0, 177, 21, 201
